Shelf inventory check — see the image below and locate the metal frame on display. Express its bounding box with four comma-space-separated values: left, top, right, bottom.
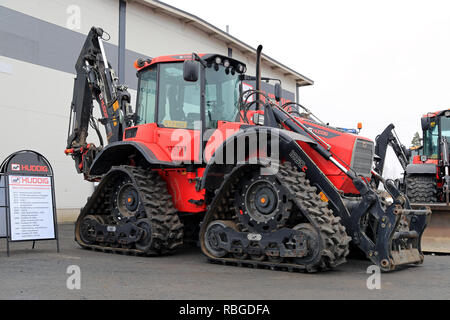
0, 175, 7, 244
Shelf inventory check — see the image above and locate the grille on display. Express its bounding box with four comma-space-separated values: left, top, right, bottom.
351, 139, 374, 177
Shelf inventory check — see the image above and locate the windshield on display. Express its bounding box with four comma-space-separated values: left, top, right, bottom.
205, 64, 240, 128
137, 62, 241, 130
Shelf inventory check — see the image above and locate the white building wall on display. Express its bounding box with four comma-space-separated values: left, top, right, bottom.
0, 0, 301, 221
0, 0, 121, 221
2, 0, 120, 45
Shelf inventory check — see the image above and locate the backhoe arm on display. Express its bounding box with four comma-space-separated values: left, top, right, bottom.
65, 27, 133, 176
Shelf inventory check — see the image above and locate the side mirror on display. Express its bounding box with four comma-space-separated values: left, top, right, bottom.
421, 117, 430, 131
274, 83, 282, 102
183, 60, 199, 82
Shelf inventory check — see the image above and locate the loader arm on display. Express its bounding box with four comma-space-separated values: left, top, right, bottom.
65, 27, 133, 176
258, 99, 430, 270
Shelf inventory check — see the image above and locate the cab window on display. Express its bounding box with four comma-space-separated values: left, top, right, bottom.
157, 63, 201, 129
136, 66, 157, 124
424, 122, 439, 158
205, 64, 240, 128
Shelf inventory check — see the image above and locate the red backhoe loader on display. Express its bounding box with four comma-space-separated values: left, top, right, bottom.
65, 27, 430, 272
375, 111, 450, 253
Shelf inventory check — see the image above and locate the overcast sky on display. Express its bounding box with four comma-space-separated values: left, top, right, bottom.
165, 0, 450, 177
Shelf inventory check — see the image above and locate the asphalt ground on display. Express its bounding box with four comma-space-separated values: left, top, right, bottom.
0, 223, 449, 300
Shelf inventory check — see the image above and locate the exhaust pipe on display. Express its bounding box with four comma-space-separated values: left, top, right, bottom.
256, 45, 263, 110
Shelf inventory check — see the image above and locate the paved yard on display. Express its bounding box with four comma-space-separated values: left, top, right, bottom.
0, 224, 449, 300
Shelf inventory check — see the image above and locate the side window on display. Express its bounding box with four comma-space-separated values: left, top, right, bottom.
137, 66, 157, 124
441, 116, 450, 138
424, 126, 439, 158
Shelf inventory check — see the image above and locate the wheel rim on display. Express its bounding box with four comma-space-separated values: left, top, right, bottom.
79, 215, 99, 244
235, 172, 290, 233
204, 221, 229, 258
249, 242, 265, 261
116, 183, 140, 218
135, 219, 153, 251
232, 242, 248, 259
292, 223, 321, 265
266, 243, 283, 263
245, 180, 279, 222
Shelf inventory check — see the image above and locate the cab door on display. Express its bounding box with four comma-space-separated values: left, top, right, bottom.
155, 62, 202, 163
136, 62, 202, 163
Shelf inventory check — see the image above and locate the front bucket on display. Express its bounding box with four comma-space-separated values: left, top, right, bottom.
411, 203, 450, 253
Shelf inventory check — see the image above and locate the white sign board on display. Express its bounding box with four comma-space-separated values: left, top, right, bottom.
8, 175, 55, 241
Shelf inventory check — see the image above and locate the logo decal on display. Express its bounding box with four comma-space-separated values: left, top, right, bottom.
303, 123, 340, 138
11, 176, 20, 183
289, 150, 306, 170
247, 233, 262, 241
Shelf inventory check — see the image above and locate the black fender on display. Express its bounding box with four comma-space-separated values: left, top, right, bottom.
405, 163, 436, 175
89, 141, 175, 176
201, 126, 352, 226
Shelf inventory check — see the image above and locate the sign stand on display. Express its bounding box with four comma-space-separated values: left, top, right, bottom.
0, 174, 8, 253
0, 150, 59, 256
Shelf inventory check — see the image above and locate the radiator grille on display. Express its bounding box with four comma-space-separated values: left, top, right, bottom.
351, 139, 374, 177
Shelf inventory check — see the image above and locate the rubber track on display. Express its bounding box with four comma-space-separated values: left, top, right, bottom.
200, 162, 351, 273
406, 174, 437, 203
75, 166, 183, 256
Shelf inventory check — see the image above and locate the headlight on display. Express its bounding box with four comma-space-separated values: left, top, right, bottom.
223, 59, 230, 68
237, 64, 245, 73
215, 57, 222, 65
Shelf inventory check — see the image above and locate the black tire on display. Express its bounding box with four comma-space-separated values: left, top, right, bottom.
405, 174, 437, 203
79, 215, 100, 245
201, 162, 351, 272
279, 163, 351, 270
75, 166, 184, 255
126, 167, 184, 254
